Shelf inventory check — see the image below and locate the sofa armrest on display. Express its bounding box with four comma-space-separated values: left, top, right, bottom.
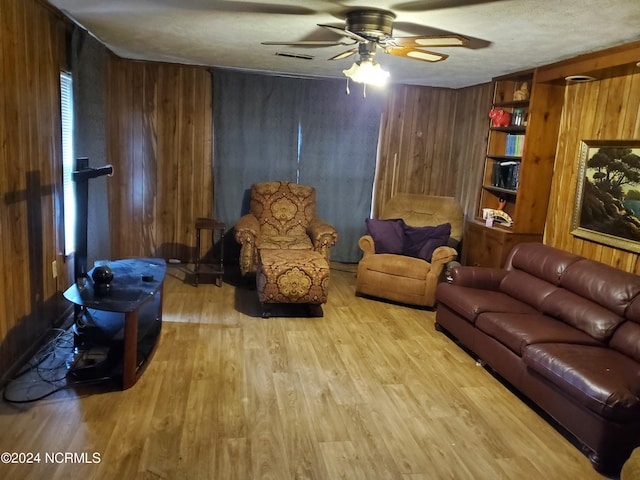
358, 235, 376, 257
234, 213, 260, 244
449, 265, 508, 290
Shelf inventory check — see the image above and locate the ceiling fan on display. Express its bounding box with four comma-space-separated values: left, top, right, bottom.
264, 9, 468, 63
262, 8, 471, 87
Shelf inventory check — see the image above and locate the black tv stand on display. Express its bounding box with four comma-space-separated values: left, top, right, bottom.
63, 258, 166, 389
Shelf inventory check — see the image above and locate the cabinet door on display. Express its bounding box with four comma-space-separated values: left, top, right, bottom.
463, 221, 506, 267
462, 220, 542, 268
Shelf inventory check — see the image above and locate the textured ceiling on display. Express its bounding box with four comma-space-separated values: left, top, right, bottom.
48, 0, 640, 88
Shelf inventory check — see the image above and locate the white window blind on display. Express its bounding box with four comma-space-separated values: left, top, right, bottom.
60, 72, 75, 255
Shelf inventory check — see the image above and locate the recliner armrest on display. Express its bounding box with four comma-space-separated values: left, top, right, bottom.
307, 218, 338, 249
358, 235, 375, 257
234, 214, 260, 244
431, 246, 458, 267
449, 265, 508, 290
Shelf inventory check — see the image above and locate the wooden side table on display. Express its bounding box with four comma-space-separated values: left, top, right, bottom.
194, 217, 225, 286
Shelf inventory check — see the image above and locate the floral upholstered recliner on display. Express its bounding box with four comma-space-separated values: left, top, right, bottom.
234, 181, 338, 276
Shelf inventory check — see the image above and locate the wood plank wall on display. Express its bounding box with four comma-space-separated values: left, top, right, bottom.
106, 57, 213, 262
545, 66, 640, 273
374, 82, 492, 217
450, 83, 494, 217
375, 85, 456, 215
105, 68, 490, 259
0, 0, 68, 380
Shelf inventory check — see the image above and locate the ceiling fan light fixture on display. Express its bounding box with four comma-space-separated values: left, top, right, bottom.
342, 58, 390, 86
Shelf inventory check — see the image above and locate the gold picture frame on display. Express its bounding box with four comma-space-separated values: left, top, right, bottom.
571, 140, 640, 253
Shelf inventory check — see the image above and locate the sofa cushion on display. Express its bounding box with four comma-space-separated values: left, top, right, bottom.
541, 289, 625, 342
476, 312, 602, 356
365, 218, 405, 254
611, 322, 640, 363
506, 242, 582, 284
499, 270, 558, 310
626, 295, 640, 323
559, 258, 640, 316
435, 283, 537, 323
524, 343, 640, 421
615, 297, 640, 362
402, 223, 451, 262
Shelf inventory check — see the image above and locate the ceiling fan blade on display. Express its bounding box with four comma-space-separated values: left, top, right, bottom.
392, 0, 499, 12
385, 46, 449, 63
393, 21, 491, 49
318, 24, 368, 43
205, 1, 316, 15
393, 35, 469, 48
262, 40, 355, 46
328, 48, 358, 61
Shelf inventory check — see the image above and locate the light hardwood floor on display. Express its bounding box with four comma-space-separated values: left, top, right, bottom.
0, 264, 606, 479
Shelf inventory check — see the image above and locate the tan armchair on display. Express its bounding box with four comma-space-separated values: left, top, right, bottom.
356, 194, 464, 307
234, 181, 338, 276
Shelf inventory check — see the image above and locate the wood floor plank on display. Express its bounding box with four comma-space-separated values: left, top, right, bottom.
217, 326, 246, 438
319, 440, 368, 480
216, 437, 248, 480
245, 345, 289, 480
272, 372, 324, 479
0, 265, 606, 479
286, 330, 353, 444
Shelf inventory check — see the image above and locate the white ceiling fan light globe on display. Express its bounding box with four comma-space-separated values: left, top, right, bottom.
342, 59, 390, 86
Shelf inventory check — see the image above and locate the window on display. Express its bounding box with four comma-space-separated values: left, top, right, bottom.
60, 72, 75, 255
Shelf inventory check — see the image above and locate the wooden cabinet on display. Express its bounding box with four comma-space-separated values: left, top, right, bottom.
463, 219, 542, 268
463, 70, 565, 267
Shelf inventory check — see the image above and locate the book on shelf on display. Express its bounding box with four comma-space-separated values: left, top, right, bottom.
505, 134, 525, 156
491, 160, 520, 190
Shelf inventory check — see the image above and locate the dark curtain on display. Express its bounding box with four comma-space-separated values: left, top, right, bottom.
213, 69, 384, 262
213, 70, 300, 224
71, 27, 111, 265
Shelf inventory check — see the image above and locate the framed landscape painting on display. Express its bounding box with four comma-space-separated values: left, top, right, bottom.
571, 140, 640, 253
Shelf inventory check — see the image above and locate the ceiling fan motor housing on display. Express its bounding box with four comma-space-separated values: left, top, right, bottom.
346, 9, 396, 40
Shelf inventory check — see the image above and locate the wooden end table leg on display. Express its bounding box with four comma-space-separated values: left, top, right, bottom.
194, 226, 201, 286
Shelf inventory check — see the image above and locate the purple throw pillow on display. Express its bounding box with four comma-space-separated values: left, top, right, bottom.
365, 218, 405, 254
402, 223, 451, 261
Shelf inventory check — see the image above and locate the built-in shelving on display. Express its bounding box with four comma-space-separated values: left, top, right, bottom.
463, 69, 565, 267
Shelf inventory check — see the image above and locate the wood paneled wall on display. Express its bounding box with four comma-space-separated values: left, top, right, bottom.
0, 0, 68, 380
450, 83, 495, 217
375, 85, 456, 214
545, 66, 640, 273
106, 58, 213, 262
374, 82, 492, 217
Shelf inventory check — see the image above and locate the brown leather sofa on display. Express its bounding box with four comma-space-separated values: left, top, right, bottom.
435, 242, 640, 475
